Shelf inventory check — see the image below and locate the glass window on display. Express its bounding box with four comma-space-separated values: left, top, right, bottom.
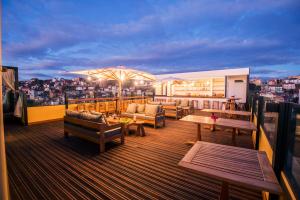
284, 109, 300, 199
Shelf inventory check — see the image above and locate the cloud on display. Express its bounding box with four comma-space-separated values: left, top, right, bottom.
2, 0, 300, 79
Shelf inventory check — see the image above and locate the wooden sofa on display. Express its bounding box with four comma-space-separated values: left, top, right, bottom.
64, 113, 124, 153
121, 103, 165, 128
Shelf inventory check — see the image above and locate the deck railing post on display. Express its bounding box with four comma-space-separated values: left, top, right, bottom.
255, 96, 264, 150
65, 92, 68, 110
269, 102, 291, 200
273, 103, 291, 175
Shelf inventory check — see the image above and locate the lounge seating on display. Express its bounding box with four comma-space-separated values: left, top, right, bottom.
178, 99, 193, 116
64, 110, 124, 153
212, 101, 220, 110
203, 100, 210, 109
161, 102, 184, 119
121, 103, 165, 128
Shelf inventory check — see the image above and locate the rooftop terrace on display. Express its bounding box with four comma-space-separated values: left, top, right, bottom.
5, 117, 261, 200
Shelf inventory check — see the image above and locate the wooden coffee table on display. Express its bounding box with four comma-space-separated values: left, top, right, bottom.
127, 121, 146, 136
106, 117, 146, 136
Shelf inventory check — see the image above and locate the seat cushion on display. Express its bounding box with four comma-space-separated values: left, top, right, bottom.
121, 112, 135, 118
145, 104, 158, 116
126, 103, 137, 114
137, 104, 145, 113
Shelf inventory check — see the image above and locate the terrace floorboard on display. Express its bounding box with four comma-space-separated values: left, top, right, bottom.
5, 118, 261, 200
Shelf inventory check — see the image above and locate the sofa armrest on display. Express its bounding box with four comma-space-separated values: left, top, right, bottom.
156, 110, 165, 117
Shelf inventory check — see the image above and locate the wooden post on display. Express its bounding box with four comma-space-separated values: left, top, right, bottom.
64, 92, 68, 110
0, 2, 10, 198
255, 96, 264, 150
197, 124, 202, 141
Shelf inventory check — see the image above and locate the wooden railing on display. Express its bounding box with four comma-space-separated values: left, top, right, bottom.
65, 95, 153, 113
249, 95, 300, 199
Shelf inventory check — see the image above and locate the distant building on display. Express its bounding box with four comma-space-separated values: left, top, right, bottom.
250, 78, 262, 86
29, 90, 37, 100
282, 83, 296, 90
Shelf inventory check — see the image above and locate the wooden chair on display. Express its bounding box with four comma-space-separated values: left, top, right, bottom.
237, 103, 246, 111
203, 100, 210, 109
212, 101, 220, 110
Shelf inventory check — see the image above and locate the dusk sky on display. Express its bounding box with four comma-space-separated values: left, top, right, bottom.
2, 0, 300, 80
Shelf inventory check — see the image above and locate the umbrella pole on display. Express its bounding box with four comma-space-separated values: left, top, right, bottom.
118, 80, 122, 114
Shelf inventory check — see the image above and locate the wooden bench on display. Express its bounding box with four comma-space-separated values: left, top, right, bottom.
64, 116, 124, 153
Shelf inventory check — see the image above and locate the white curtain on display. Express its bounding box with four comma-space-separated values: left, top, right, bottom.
2, 69, 15, 91
14, 95, 23, 118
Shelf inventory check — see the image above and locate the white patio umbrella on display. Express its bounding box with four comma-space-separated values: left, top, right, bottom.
71, 66, 156, 112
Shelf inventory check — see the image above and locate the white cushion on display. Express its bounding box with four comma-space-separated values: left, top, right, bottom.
137, 104, 145, 113
126, 103, 137, 114
145, 104, 158, 116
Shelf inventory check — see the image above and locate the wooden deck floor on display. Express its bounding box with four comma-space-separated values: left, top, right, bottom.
5, 118, 261, 200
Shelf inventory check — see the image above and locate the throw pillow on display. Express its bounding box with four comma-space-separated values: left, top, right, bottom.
175, 99, 181, 106
80, 112, 102, 122
145, 104, 158, 116
90, 111, 108, 124
126, 103, 137, 114
137, 104, 145, 113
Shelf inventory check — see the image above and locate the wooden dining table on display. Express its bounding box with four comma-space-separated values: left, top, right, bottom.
178, 141, 282, 200
180, 115, 257, 144
201, 109, 251, 119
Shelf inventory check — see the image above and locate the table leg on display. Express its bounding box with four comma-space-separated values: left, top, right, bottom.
125, 124, 130, 136
140, 125, 145, 137
232, 128, 236, 146
197, 124, 202, 141
211, 124, 216, 132
219, 181, 229, 200
136, 125, 140, 136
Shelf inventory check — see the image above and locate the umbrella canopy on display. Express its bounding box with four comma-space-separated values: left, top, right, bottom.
70, 66, 156, 112
71, 66, 156, 82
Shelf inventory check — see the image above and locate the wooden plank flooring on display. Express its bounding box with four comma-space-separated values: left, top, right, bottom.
5, 119, 261, 200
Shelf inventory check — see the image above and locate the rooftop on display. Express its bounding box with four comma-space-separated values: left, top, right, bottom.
5, 117, 260, 200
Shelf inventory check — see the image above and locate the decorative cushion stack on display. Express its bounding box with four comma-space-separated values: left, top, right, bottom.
65, 110, 108, 124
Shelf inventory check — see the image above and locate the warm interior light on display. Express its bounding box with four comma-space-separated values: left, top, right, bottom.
134, 81, 138, 85
139, 80, 144, 84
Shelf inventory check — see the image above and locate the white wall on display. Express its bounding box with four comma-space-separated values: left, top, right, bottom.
226, 75, 248, 103
156, 67, 250, 81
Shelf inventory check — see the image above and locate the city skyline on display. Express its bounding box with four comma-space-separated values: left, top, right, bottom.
3, 0, 300, 80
